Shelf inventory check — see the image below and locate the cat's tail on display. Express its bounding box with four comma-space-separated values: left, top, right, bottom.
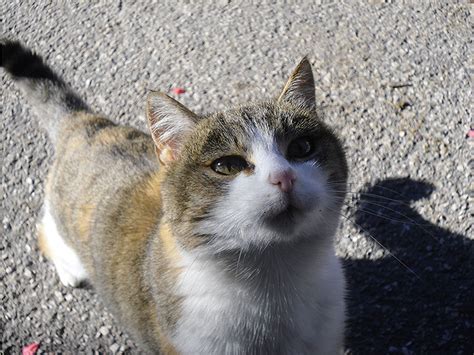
1, 40, 90, 143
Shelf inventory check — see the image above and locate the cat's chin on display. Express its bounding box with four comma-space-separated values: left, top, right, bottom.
263, 204, 302, 233
262, 209, 326, 246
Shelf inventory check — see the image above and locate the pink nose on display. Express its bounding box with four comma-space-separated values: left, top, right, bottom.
269, 169, 296, 193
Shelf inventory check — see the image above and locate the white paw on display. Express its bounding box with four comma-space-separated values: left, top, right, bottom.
54, 262, 85, 287
41, 200, 88, 288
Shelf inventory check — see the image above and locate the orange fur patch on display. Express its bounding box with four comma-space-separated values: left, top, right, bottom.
157, 330, 179, 355
160, 224, 182, 268
37, 224, 51, 259
95, 128, 120, 145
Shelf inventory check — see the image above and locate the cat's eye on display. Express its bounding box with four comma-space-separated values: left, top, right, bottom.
210, 155, 249, 176
287, 137, 314, 160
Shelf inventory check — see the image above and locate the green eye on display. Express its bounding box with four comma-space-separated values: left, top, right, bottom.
210, 155, 249, 175
287, 137, 314, 160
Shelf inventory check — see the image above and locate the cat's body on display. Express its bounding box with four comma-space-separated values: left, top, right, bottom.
2, 41, 347, 354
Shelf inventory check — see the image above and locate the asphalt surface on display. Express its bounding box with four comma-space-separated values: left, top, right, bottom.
1, 2, 473, 354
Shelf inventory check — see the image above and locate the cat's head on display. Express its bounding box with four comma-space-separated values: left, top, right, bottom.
147, 58, 347, 253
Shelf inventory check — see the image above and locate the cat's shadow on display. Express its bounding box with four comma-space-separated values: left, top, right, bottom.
344, 177, 474, 354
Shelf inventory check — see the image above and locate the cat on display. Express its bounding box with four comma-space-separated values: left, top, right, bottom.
1, 40, 348, 354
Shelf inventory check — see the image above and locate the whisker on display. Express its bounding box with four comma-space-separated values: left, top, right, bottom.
236, 249, 243, 276
354, 207, 427, 226
326, 188, 434, 230
328, 181, 416, 201
354, 199, 435, 232
329, 189, 416, 209
330, 190, 411, 208
327, 206, 422, 280
180, 249, 204, 288
327, 190, 425, 221
357, 192, 416, 206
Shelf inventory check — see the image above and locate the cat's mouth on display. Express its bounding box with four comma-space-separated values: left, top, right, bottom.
264, 202, 302, 229
274, 204, 299, 220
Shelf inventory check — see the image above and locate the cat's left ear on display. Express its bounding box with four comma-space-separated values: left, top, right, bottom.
146, 91, 198, 165
277, 57, 316, 111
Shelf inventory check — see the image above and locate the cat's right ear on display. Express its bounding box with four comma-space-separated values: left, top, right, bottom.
146, 91, 198, 165
277, 57, 316, 111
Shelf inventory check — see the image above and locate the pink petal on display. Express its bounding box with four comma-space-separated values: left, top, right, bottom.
468, 129, 474, 138
22, 342, 40, 355
172, 87, 186, 95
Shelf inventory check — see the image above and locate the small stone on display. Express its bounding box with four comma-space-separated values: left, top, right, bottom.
99, 325, 109, 336
65, 293, 73, 302
24, 268, 33, 278
110, 343, 120, 353
54, 291, 63, 302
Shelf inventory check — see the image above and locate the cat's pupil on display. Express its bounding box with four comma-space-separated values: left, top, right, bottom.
211, 155, 249, 175
287, 137, 314, 160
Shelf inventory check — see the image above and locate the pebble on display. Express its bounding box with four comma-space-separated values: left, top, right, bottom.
54, 291, 63, 302
99, 326, 110, 336
24, 268, 33, 278
110, 343, 120, 353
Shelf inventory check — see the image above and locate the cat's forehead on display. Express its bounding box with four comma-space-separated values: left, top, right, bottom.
190, 103, 322, 158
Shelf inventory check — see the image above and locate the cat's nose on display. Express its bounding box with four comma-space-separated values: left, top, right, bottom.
269, 169, 296, 193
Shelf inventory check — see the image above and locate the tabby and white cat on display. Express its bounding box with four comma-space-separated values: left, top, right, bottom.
2, 40, 348, 354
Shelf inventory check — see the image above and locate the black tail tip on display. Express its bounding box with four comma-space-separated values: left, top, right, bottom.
1, 39, 27, 68
1, 39, 58, 80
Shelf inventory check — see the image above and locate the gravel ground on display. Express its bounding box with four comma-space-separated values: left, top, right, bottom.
1, 2, 473, 354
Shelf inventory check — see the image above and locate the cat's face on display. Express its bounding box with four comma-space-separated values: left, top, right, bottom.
147, 58, 347, 252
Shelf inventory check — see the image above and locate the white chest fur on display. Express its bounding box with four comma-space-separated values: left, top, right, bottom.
171, 246, 345, 355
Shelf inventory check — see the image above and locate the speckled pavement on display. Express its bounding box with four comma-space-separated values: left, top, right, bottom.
1, 2, 472, 354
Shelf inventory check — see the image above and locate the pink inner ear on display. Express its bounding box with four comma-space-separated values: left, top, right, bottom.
152, 126, 187, 165
158, 146, 176, 165
146, 91, 198, 163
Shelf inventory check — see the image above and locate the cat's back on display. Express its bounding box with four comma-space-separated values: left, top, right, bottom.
48, 111, 157, 197
45, 111, 160, 259
53, 112, 157, 176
